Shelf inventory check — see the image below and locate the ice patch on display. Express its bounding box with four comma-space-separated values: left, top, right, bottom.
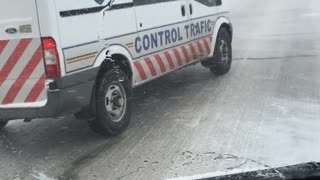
166, 168, 267, 180
303, 13, 320, 17
30, 171, 56, 180
271, 103, 289, 115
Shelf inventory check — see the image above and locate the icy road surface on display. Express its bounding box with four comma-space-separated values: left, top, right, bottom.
1, 0, 320, 179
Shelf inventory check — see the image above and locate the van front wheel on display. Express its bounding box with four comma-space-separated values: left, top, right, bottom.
210, 28, 232, 75
0, 121, 8, 130
89, 69, 131, 136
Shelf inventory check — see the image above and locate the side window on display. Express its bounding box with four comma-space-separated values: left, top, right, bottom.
194, 0, 222, 7
134, 0, 176, 6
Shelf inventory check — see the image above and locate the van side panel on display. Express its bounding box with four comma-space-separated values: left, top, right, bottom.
0, 0, 47, 108
54, 0, 103, 74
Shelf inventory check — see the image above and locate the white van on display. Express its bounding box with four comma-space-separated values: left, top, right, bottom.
0, 0, 232, 135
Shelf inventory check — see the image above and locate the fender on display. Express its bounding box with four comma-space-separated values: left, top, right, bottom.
93, 43, 136, 85
209, 16, 233, 57
93, 43, 134, 68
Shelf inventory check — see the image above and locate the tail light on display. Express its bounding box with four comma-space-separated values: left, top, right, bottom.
41, 37, 61, 79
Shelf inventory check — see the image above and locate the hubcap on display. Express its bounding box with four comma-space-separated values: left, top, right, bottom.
219, 39, 230, 65
105, 83, 126, 122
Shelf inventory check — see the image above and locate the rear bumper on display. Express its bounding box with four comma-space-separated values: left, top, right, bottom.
0, 71, 96, 121
0, 82, 94, 121
0, 90, 61, 121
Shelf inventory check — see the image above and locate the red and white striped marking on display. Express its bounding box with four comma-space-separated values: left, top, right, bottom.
133, 36, 212, 84
0, 38, 46, 106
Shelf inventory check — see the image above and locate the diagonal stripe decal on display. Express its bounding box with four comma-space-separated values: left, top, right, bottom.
154, 54, 166, 73
180, 46, 190, 64
203, 38, 211, 54
133, 61, 147, 81
0, 39, 32, 87
133, 35, 214, 85
145, 58, 157, 77
173, 48, 183, 66
2, 45, 43, 104
188, 44, 197, 60
24, 73, 46, 103
196, 41, 204, 55
0, 40, 9, 55
164, 51, 175, 70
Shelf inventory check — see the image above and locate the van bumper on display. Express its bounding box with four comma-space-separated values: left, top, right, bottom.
0, 69, 97, 121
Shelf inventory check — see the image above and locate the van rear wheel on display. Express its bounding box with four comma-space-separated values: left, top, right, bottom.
89, 69, 131, 136
0, 121, 8, 130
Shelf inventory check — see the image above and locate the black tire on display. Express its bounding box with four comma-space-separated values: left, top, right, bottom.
0, 121, 8, 130
210, 27, 232, 75
89, 69, 132, 136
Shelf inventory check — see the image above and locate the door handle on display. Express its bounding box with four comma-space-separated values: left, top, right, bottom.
189, 4, 193, 15
181, 5, 186, 16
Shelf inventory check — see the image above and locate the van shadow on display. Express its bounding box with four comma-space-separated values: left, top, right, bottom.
0, 65, 218, 179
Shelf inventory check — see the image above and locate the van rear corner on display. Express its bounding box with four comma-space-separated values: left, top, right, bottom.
0, 0, 65, 120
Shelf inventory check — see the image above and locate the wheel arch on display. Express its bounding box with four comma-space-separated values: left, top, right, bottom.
93, 44, 134, 83
209, 16, 233, 57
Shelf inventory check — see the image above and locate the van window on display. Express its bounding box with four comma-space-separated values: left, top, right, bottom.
194, 0, 221, 6
134, 0, 176, 6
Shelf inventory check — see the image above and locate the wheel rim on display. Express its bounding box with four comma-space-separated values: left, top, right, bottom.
219, 39, 230, 65
105, 83, 127, 123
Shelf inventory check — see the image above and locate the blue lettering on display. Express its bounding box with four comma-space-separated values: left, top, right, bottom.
190, 23, 195, 37
195, 22, 201, 35
184, 25, 190, 39
150, 33, 158, 49
158, 31, 164, 46
178, 27, 183, 41
143, 35, 150, 51
200, 21, 205, 34
165, 30, 171, 45
135, 37, 142, 53
207, 20, 212, 32
171, 28, 178, 43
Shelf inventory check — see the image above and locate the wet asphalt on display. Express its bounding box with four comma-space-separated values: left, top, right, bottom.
1, 0, 320, 179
